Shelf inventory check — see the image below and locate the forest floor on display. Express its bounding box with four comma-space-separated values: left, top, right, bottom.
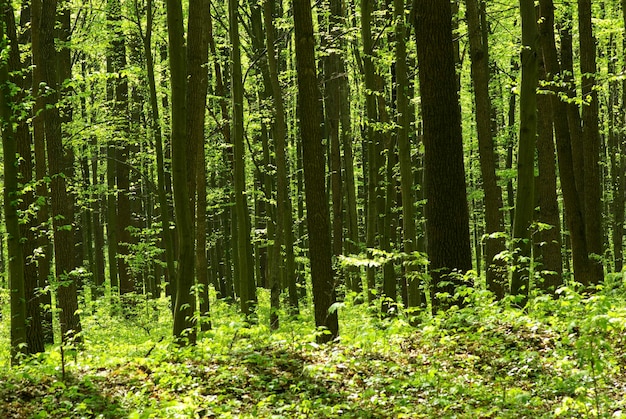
2, 284, 626, 418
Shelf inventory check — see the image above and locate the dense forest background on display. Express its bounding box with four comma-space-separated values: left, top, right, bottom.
2, 0, 626, 416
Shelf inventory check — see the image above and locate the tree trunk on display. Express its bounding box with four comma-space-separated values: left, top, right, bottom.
538, 0, 594, 286
511, 0, 539, 302
164, 0, 196, 345
578, 0, 604, 284
536, 61, 563, 291
230, 0, 257, 316
294, 0, 339, 342
31, 0, 53, 343
144, 0, 176, 296
264, 0, 299, 315
414, 0, 473, 312
361, 0, 381, 303
186, 0, 210, 331
41, 0, 82, 341
0, 1, 28, 362
466, 0, 507, 298
5, 1, 45, 354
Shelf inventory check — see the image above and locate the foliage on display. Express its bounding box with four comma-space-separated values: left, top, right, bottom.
2, 287, 626, 418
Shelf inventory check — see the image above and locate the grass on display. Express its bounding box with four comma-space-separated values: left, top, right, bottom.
2, 285, 626, 418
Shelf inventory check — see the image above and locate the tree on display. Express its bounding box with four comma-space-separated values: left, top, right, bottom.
413, 0, 473, 311
537, 0, 596, 286
230, 0, 256, 317
0, 1, 27, 362
395, 0, 421, 310
536, 60, 563, 291
186, 0, 210, 330
164, 0, 196, 345
264, 0, 299, 323
577, 0, 604, 285
141, 0, 176, 296
41, 0, 82, 342
511, 0, 539, 302
4, 0, 46, 354
293, 0, 339, 342
465, 0, 507, 298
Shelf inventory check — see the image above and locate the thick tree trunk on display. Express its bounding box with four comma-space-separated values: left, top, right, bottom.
414, 0, 473, 311
41, 0, 82, 341
186, 0, 210, 331
294, 0, 339, 342
536, 63, 563, 291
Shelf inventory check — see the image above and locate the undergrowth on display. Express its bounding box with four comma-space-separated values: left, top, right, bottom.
2, 284, 626, 418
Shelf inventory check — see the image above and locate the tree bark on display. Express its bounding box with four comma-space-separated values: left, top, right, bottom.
0, 1, 28, 362
466, 0, 507, 298
413, 0, 473, 311
577, 0, 604, 284
165, 0, 196, 345
264, 0, 299, 315
538, 0, 595, 285
294, 0, 339, 342
41, 0, 82, 341
511, 0, 539, 302
536, 62, 563, 291
230, 0, 257, 316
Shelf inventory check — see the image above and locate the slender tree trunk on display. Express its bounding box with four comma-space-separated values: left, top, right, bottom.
414, 0, 473, 311
538, 0, 594, 285
511, 0, 539, 302
0, 2, 28, 362
31, 0, 53, 343
294, 0, 339, 342
165, 0, 196, 345
229, 0, 256, 316
5, 2, 45, 354
466, 0, 507, 298
264, 0, 299, 315
143, 0, 176, 297
578, 0, 604, 284
394, 0, 421, 310
361, 0, 381, 303
560, 11, 585, 205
